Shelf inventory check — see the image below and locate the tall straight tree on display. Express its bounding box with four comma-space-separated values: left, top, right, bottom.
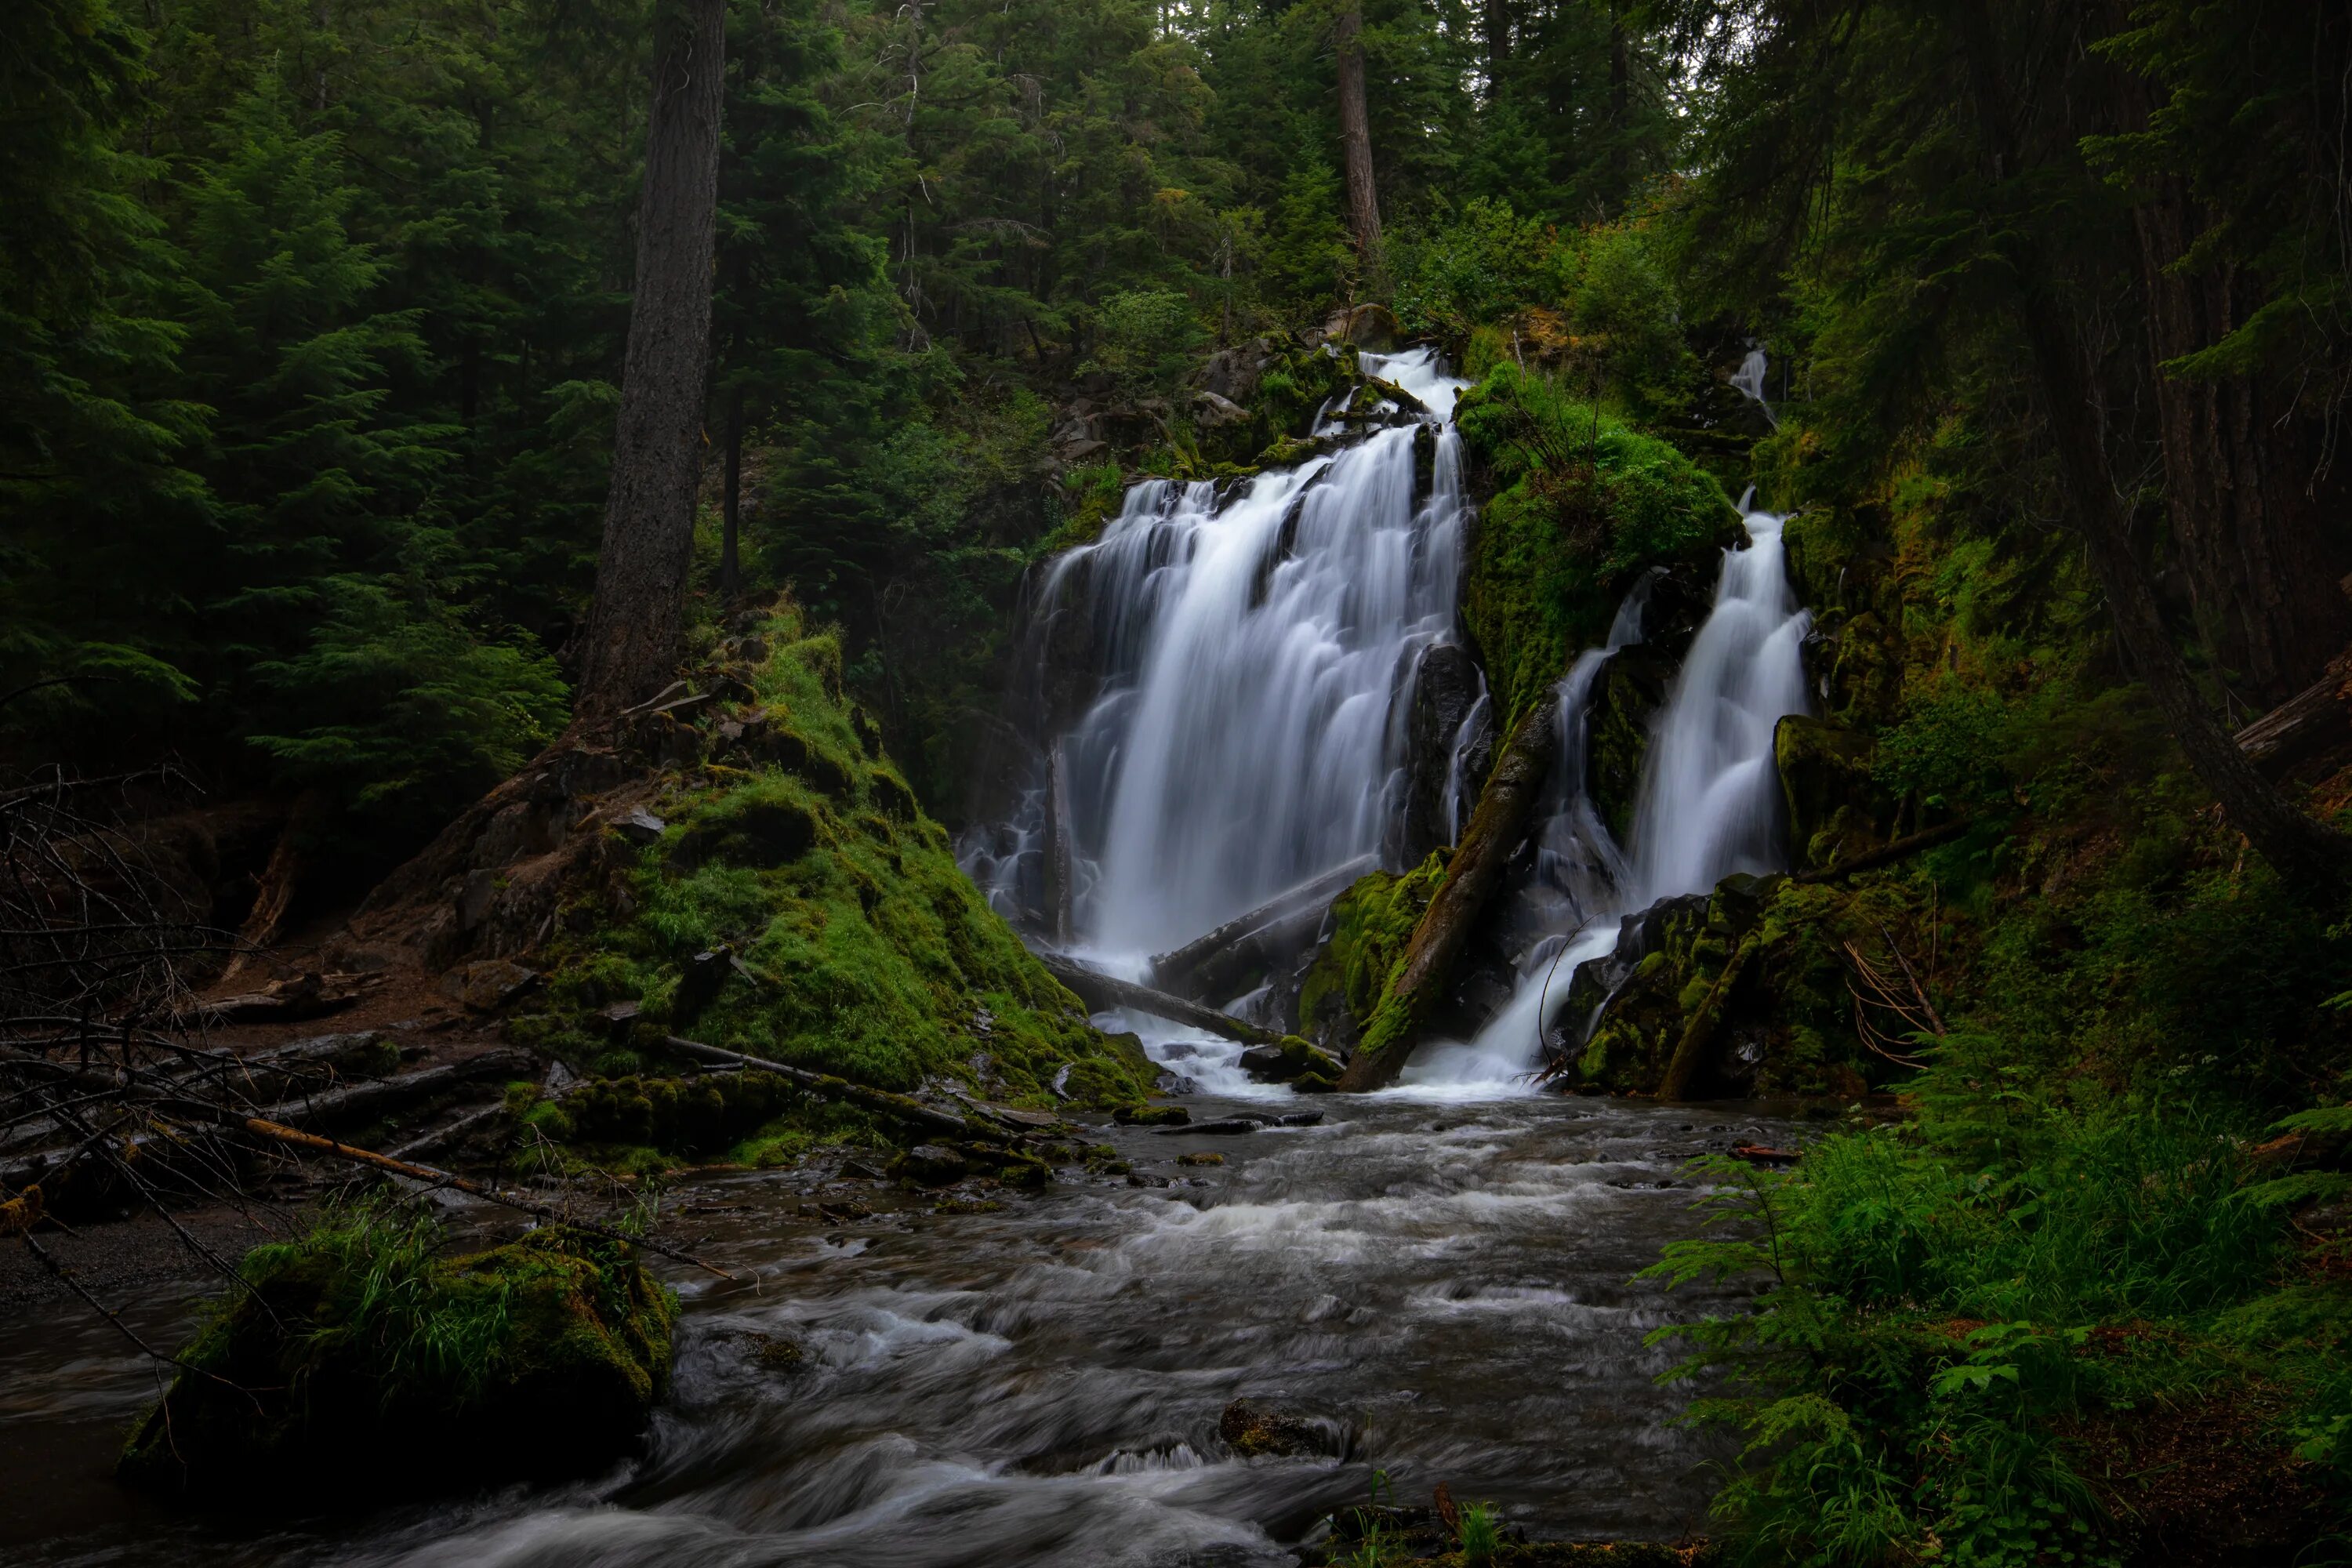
573, 0, 728, 726
1334, 0, 1381, 262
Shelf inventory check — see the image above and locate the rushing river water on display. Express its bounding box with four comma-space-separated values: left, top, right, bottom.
2, 1091, 1798, 1566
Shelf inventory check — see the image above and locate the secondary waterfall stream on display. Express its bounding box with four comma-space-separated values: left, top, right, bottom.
2, 352, 1819, 1566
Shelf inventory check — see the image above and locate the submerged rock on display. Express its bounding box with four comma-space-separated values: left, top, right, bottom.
1218, 1397, 1323, 1457
120, 1222, 676, 1501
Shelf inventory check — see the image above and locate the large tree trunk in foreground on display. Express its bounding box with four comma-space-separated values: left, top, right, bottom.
1334, 702, 1558, 1092
1957, 2, 2352, 898
572, 0, 727, 728
1334, 2, 1381, 262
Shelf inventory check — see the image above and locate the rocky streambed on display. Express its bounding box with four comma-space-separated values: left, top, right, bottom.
1, 1090, 1800, 1566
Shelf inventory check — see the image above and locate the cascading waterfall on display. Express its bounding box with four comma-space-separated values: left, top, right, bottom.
1410, 495, 1810, 1091
971, 343, 1810, 1099
969, 349, 1472, 962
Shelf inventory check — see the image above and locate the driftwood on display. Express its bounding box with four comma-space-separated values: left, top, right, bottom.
1149, 854, 1377, 999
659, 1035, 1025, 1145
1035, 953, 1281, 1047
1044, 742, 1076, 946
1335, 702, 1559, 1092
2234, 652, 2352, 779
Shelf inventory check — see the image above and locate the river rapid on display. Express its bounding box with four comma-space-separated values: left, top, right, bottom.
2, 1088, 1798, 1566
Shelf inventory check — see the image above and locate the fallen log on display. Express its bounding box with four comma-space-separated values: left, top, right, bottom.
659, 1035, 1024, 1145
257, 1047, 532, 1133
1334, 702, 1558, 1092
1792, 818, 1970, 884
2234, 652, 2352, 779
1656, 933, 1760, 1101
1034, 953, 1281, 1047
1149, 854, 1377, 998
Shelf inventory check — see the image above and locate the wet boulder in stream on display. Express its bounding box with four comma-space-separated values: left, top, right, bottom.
120, 1224, 676, 1502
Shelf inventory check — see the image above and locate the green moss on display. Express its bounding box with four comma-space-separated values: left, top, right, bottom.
1298, 856, 1446, 1048
121, 1207, 676, 1500
1454, 363, 1739, 724
510, 599, 1156, 1112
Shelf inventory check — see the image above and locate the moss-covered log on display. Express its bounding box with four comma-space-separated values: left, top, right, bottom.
1334, 701, 1559, 1091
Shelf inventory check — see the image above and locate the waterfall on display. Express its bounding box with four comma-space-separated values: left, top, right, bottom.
971, 348, 1472, 963
1730, 347, 1777, 428
1404, 495, 1811, 1092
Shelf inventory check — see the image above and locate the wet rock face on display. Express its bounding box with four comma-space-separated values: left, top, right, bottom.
1218, 1398, 1327, 1457
1392, 642, 1486, 866
1774, 713, 1896, 869
120, 1226, 676, 1503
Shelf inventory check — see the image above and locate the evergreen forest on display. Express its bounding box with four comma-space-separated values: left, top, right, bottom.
6, 0, 2352, 1563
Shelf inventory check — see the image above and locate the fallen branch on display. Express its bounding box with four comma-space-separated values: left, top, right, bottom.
232, 1116, 737, 1282
659, 1034, 1027, 1145
1336, 701, 1558, 1092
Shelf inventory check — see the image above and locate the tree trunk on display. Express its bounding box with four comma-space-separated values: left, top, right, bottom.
1334, 702, 1558, 1092
1334, 2, 1381, 262
1606, 2, 1629, 209
720, 383, 744, 601
2132, 187, 2350, 708
1956, 2, 2352, 898
1033, 953, 1282, 1047
571, 0, 726, 729
1482, 0, 1508, 84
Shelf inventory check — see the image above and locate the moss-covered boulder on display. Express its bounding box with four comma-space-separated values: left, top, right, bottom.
1555, 871, 1943, 1098
122, 1216, 675, 1501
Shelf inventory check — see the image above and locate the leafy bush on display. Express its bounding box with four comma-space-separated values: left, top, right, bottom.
1646, 1091, 2341, 1566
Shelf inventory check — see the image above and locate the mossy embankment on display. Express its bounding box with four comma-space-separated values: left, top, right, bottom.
122, 1207, 674, 1500
1453, 361, 1740, 727
509, 601, 1152, 1105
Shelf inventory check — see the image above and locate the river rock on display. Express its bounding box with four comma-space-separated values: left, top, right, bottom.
120, 1226, 676, 1501
1218, 1397, 1323, 1457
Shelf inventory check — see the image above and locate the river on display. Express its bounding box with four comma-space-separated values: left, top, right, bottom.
2, 1089, 1798, 1566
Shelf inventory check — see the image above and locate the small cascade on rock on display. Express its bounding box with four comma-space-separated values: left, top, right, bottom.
1730, 347, 1777, 428
965, 349, 1473, 975
1406, 495, 1810, 1092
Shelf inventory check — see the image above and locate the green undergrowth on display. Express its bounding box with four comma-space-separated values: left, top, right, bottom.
1454, 361, 1739, 724
1646, 1068, 2352, 1566
122, 1203, 675, 1499
508, 600, 1155, 1113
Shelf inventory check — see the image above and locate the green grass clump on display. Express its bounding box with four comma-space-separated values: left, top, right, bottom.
1454, 362, 1737, 724
510, 598, 1155, 1112
1646, 1083, 2349, 1566
122, 1203, 676, 1500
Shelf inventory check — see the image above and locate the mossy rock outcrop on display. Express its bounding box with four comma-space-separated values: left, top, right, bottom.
1454, 364, 1740, 727
1555, 872, 1942, 1098
1775, 713, 1901, 869
122, 1220, 675, 1501
507, 598, 1156, 1112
